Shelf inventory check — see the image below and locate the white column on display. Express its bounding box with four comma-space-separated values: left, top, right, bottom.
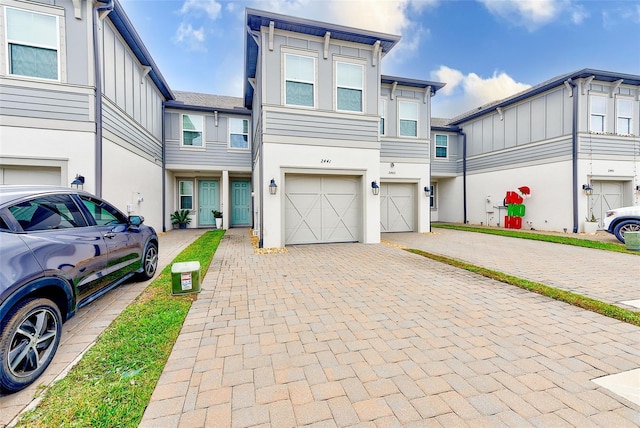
222, 170, 229, 230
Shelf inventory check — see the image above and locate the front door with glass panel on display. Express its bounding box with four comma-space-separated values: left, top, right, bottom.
198, 180, 219, 226
231, 180, 251, 226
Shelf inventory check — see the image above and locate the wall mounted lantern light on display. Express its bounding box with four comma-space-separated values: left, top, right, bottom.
636, 185, 640, 192
371, 181, 380, 195
269, 178, 278, 195
582, 184, 593, 195
71, 174, 85, 189
424, 186, 431, 197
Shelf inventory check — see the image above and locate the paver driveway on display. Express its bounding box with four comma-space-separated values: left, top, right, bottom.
141, 229, 640, 427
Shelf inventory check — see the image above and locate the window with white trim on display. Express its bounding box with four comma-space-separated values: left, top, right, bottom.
336, 61, 363, 112
379, 99, 386, 135
617, 98, 633, 135
435, 134, 448, 158
285, 53, 315, 107
229, 118, 249, 149
179, 181, 193, 210
182, 114, 203, 147
6, 7, 59, 80
399, 101, 418, 137
589, 95, 606, 133
430, 184, 437, 209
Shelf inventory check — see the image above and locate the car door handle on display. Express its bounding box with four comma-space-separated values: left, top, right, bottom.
104, 232, 116, 239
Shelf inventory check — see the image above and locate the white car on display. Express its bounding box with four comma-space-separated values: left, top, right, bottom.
603, 206, 640, 243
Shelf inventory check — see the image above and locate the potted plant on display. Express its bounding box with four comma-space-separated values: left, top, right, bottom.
584, 211, 598, 234
212, 210, 223, 229
171, 209, 191, 229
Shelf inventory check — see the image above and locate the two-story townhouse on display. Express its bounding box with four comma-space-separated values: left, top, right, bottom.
244, 9, 444, 248
433, 69, 640, 234
0, 0, 173, 230
162, 92, 252, 230
429, 117, 463, 224
379, 76, 444, 233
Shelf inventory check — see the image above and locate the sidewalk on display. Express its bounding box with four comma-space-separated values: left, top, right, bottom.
140, 228, 640, 427
0, 229, 205, 428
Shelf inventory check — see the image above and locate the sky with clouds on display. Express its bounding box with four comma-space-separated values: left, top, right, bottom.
120, 0, 640, 118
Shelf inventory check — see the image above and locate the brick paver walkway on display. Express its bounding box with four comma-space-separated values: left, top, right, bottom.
384, 229, 640, 310
140, 229, 640, 427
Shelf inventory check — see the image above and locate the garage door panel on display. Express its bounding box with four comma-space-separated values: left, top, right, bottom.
381, 183, 415, 232
1, 167, 61, 185
285, 175, 361, 245
590, 181, 623, 226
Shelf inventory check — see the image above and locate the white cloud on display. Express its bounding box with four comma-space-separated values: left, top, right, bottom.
180, 0, 222, 20
570, 4, 588, 24
174, 22, 207, 52
478, 0, 566, 31
250, 0, 435, 65
430, 66, 531, 118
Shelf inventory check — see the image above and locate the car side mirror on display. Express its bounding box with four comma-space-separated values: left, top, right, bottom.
128, 215, 144, 226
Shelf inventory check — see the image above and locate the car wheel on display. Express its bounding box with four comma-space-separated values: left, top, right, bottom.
0, 298, 62, 393
613, 220, 640, 243
137, 242, 158, 281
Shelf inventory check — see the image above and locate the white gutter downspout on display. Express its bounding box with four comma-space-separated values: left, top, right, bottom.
92, 0, 113, 197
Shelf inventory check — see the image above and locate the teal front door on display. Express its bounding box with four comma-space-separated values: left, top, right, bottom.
198, 180, 219, 226
231, 180, 251, 226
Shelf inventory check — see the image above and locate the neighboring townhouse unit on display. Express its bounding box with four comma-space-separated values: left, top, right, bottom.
163, 92, 252, 230
430, 69, 640, 234
244, 9, 443, 248
0, 0, 173, 230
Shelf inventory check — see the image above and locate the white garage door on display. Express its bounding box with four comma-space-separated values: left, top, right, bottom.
590, 181, 624, 227
381, 183, 415, 232
285, 175, 361, 244
0, 166, 61, 185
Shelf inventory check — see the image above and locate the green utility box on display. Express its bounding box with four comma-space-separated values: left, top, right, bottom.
625, 231, 640, 251
171, 261, 201, 295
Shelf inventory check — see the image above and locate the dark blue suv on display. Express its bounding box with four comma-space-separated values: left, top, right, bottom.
0, 186, 158, 393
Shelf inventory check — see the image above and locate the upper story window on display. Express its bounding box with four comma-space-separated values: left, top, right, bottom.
336, 62, 363, 112
399, 101, 418, 137
589, 95, 606, 133
379, 99, 386, 135
285, 53, 315, 107
182, 114, 203, 147
229, 118, 250, 149
435, 134, 448, 158
617, 98, 633, 135
6, 7, 59, 80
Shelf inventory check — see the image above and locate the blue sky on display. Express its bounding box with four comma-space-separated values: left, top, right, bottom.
120, 0, 640, 118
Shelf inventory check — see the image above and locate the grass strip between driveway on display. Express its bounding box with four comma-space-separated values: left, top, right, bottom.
432, 223, 639, 255
406, 248, 640, 327
16, 230, 224, 428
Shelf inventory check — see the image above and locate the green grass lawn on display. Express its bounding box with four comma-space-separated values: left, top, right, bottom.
16, 230, 224, 428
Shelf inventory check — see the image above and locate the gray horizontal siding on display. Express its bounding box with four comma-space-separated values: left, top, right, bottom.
0, 85, 90, 122
165, 141, 251, 167
580, 135, 640, 156
103, 103, 161, 160
265, 110, 379, 143
467, 138, 572, 172
164, 112, 251, 167
380, 139, 428, 159
431, 159, 458, 175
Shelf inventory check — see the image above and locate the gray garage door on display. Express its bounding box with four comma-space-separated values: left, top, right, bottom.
285, 175, 361, 244
380, 183, 415, 232
0, 166, 61, 185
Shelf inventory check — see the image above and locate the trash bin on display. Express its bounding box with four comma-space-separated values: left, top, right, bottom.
171, 261, 201, 295
624, 231, 640, 251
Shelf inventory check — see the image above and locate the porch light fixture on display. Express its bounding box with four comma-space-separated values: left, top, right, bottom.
424, 186, 431, 197
371, 181, 380, 195
269, 178, 278, 195
636, 185, 640, 192
71, 174, 85, 189
582, 184, 593, 195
